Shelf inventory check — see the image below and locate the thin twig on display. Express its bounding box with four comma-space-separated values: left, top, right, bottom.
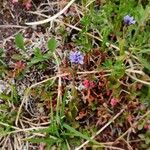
126, 73, 150, 85
1, 135, 9, 150
0, 121, 20, 130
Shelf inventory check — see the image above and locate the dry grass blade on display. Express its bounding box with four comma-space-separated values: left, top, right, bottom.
126, 73, 150, 85
26, 0, 76, 25
0, 25, 28, 28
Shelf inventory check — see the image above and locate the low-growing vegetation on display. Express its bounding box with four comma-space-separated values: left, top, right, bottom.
0, 0, 150, 149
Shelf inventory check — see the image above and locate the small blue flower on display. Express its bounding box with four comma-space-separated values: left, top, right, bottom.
123, 15, 136, 25
69, 51, 84, 64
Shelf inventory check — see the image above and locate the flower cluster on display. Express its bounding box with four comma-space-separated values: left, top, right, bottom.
83, 79, 95, 89
110, 98, 118, 107
69, 51, 84, 65
123, 15, 136, 25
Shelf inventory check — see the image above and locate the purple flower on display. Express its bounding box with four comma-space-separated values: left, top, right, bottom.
69, 51, 84, 64
123, 15, 136, 25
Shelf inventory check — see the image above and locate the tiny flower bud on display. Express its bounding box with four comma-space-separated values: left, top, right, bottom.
110, 98, 118, 107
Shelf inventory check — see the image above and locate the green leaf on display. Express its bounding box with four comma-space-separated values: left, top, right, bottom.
34, 47, 42, 56
47, 38, 57, 53
119, 39, 125, 55
15, 33, 25, 51
102, 59, 113, 69
139, 55, 150, 71
27, 137, 61, 145
43, 53, 51, 60
29, 57, 46, 65
139, 49, 150, 54
111, 60, 125, 79
63, 123, 100, 145
138, 124, 144, 130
